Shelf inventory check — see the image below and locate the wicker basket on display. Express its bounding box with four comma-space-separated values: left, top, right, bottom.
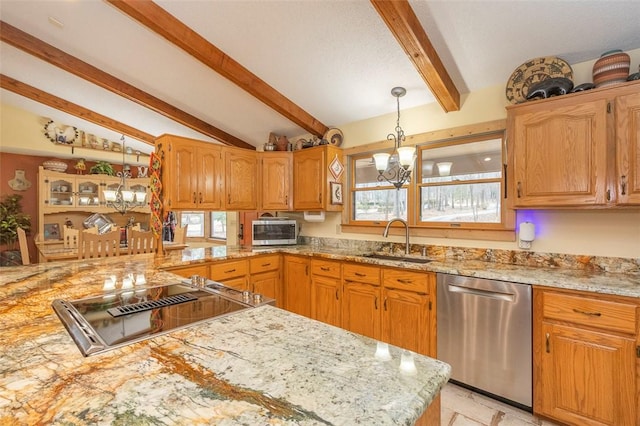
592, 50, 630, 88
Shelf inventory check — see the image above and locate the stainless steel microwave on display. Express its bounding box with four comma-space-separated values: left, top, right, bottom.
252, 219, 298, 246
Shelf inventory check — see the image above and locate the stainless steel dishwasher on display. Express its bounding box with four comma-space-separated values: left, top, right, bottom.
437, 273, 532, 410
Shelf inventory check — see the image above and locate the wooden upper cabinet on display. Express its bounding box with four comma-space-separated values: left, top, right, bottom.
507, 80, 640, 208
615, 91, 640, 205
156, 135, 223, 210
224, 147, 258, 210
509, 98, 608, 207
260, 152, 292, 211
198, 145, 224, 209
293, 145, 343, 211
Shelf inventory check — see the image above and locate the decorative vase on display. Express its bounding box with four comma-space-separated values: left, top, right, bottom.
276, 136, 289, 151
592, 50, 630, 88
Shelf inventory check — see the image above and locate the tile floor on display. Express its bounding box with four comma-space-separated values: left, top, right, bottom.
441, 383, 560, 426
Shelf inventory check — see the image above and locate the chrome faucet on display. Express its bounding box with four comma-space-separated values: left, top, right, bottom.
383, 218, 410, 255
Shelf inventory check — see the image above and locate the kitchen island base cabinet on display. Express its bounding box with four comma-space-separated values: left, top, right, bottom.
533, 287, 639, 426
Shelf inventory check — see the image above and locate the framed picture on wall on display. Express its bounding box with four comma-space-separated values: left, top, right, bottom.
330, 182, 343, 205
43, 223, 61, 240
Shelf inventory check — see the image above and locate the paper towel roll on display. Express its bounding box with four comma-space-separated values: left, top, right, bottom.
519, 222, 535, 242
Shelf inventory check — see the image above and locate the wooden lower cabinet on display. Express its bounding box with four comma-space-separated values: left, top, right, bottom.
310, 258, 342, 327
381, 269, 435, 357
342, 280, 381, 340
249, 254, 282, 306
533, 287, 639, 426
210, 259, 249, 290
283, 255, 311, 318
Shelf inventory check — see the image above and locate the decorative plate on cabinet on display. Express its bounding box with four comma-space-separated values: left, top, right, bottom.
505, 56, 573, 104
324, 128, 344, 147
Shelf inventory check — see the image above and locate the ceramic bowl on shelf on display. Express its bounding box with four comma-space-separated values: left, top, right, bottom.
43, 160, 68, 173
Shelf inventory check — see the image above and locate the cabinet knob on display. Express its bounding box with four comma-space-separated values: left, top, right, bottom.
192, 192, 197, 203
621, 175, 627, 195
516, 182, 522, 198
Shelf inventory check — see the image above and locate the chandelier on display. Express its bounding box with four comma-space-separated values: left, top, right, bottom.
372, 87, 416, 189
103, 135, 147, 215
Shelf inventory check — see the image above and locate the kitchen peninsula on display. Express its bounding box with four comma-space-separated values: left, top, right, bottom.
0, 253, 449, 425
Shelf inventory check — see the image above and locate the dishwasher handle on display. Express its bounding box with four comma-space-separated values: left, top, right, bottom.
446, 284, 515, 302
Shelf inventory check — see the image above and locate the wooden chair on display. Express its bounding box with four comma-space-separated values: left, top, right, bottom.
128, 229, 157, 255
17, 227, 30, 265
77, 227, 121, 259
62, 226, 79, 249
173, 225, 187, 244
84, 225, 99, 234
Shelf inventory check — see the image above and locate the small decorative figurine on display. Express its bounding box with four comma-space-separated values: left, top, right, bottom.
74, 158, 86, 174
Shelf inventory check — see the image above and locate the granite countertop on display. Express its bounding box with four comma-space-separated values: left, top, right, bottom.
149, 244, 640, 299
0, 256, 450, 425
2, 244, 639, 298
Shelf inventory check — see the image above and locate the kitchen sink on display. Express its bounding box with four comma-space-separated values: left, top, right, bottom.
361, 253, 432, 264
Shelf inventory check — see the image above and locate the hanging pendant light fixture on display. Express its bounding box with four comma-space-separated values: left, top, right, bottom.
103, 135, 147, 215
372, 87, 415, 189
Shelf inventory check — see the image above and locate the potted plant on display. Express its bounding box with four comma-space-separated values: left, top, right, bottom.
89, 161, 115, 176
0, 194, 32, 266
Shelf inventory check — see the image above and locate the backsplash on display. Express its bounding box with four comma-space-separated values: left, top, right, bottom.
299, 236, 640, 275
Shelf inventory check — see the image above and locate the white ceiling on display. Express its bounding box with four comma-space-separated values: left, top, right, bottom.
1, 0, 640, 156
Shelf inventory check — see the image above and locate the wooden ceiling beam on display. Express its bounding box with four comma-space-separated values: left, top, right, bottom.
371, 0, 460, 112
1, 74, 156, 145
106, 0, 328, 138
0, 21, 253, 149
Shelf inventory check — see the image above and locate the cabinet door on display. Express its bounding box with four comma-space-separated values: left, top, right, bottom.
382, 288, 430, 356
283, 256, 310, 317
197, 145, 223, 209
616, 92, 640, 205
342, 281, 381, 340
311, 275, 341, 327
251, 270, 280, 306
261, 153, 292, 210
293, 148, 324, 210
43, 174, 75, 210
171, 142, 199, 208
225, 149, 258, 210
537, 322, 636, 426
511, 99, 608, 206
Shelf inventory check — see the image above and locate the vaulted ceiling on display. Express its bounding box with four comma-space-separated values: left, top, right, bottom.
1, 0, 639, 156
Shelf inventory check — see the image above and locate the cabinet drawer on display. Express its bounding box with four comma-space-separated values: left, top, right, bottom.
250, 255, 280, 274
168, 264, 209, 279
383, 269, 430, 293
311, 259, 341, 278
343, 263, 380, 285
543, 291, 638, 334
210, 260, 249, 281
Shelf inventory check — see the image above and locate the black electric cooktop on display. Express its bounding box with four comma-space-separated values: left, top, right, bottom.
52, 281, 273, 356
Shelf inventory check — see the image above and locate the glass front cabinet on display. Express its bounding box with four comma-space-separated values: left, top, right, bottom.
39, 167, 150, 213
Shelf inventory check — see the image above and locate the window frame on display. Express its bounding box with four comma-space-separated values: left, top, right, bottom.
349, 149, 415, 226
416, 134, 508, 231
343, 121, 515, 241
